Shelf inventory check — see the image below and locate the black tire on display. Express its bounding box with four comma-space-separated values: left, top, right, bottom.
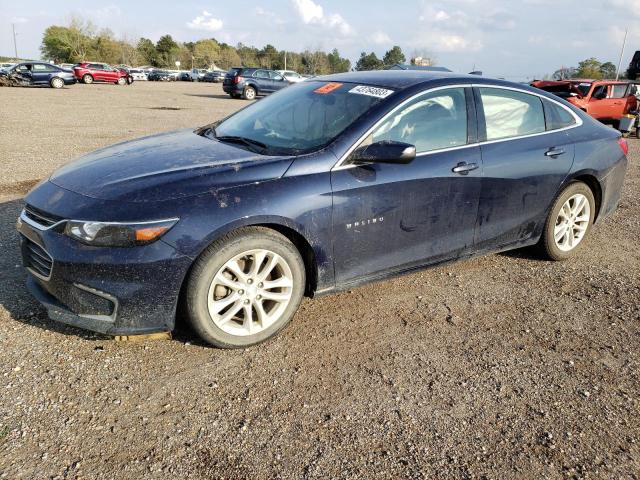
538, 182, 595, 261
50, 77, 64, 89
185, 227, 306, 348
243, 86, 256, 100
82, 74, 93, 84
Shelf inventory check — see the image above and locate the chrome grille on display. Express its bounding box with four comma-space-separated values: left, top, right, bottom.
24, 205, 62, 228
23, 238, 53, 279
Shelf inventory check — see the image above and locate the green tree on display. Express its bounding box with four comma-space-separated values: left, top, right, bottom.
355, 51, 383, 71
599, 61, 616, 79
327, 48, 351, 73
193, 39, 220, 68
218, 45, 241, 69
258, 44, 279, 68
382, 46, 405, 67
236, 43, 259, 66
575, 57, 603, 79
40, 18, 96, 63
137, 38, 158, 66
156, 35, 179, 67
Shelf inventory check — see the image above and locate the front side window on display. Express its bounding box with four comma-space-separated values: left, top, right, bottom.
479, 88, 545, 141
367, 87, 468, 153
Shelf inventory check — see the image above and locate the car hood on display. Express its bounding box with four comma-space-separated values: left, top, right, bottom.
49, 129, 295, 203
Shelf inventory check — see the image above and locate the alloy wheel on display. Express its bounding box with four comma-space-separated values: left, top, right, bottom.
553, 193, 590, 252
207, 249, 294, 336
51, 78, 63, 89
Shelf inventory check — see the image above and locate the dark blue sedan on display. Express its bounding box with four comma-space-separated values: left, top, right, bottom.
18, 71, 628, 348
1, 62, 76, 88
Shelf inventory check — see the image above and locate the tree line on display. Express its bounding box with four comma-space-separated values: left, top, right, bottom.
40, 18, 352, 74
552, 58, 619, 80
40, 18, 418, 74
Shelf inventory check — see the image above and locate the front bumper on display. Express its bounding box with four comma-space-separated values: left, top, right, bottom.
18, 210, 193, 336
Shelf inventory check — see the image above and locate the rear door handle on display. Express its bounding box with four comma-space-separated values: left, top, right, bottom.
545, 148, 566, 157
452, 162, 479, 175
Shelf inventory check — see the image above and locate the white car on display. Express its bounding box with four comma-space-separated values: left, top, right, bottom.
128, 69, 148, 81
276, 70, 305, 83
0, 62, 15, 72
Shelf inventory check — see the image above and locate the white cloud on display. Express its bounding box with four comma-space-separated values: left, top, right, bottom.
187, 11, 223, 32
291, 0, 353, 35
370, 31, 392, 45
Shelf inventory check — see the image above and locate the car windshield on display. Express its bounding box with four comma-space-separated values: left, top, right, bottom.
209, 81, 391, 155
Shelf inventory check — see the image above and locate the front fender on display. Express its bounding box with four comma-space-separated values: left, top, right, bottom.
161, 172, 335, 292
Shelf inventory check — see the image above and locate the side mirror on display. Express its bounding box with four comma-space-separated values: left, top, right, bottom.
350, 140, 416, 165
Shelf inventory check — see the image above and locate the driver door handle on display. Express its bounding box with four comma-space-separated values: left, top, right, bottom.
545, 147, 566, 157
452, 162, 479, 175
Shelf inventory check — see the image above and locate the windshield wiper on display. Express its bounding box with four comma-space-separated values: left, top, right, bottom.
215, 135, 269, 154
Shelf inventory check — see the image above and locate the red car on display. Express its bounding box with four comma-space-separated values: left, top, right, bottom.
73, 62, 130, 85
531, 79, 638, 123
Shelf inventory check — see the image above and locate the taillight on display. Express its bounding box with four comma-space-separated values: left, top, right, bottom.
233, 75, 243, 84
618, 137, 629, 156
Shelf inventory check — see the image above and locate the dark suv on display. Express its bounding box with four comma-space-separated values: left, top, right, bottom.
628, 51, 640, 80
223, 67, 288, 99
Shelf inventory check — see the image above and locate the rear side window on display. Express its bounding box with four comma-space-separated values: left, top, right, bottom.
479, 88, 545, 141
543, 99, 576, 131
370, 87, 468, 153
255, 70, 269, 79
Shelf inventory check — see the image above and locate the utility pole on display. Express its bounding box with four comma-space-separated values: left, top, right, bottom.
12, 23, 18, 59
616, 28, 628, 80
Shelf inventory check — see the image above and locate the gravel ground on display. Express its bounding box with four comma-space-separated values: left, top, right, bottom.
0, 81, 639, 479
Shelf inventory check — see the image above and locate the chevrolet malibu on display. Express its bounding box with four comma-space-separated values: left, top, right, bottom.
18, 71, 628, 348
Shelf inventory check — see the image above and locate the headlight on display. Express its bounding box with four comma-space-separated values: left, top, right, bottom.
64, 218, 178, 247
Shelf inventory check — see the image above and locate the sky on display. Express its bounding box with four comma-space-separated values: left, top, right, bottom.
1, 0, 638, 80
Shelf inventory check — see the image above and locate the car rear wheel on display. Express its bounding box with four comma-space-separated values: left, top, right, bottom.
117, 77, 126, 85
82, 74, 93, 84
539, 182, 595, 261
185, 227, 305, 348
50, 77, 64, 89
243, 86, 256, 100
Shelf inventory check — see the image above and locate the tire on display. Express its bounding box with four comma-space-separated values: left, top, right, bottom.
117, 77, 126, 86
185, 227, 306, 348
50, 77, 64, 89
82, 74, 93, 84
243, 86, 256, 100
538, 182, 595, 261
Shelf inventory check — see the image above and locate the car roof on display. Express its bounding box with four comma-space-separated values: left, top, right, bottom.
314, 70, 517, 90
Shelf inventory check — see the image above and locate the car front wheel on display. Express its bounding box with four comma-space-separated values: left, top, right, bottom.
185, 227, 306, 348
539, 182, 595, 261
82, 74, 93, 84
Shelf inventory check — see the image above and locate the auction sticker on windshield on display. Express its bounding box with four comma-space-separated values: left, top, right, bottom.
349, 85, 394, 98
314, 82, 343, 94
